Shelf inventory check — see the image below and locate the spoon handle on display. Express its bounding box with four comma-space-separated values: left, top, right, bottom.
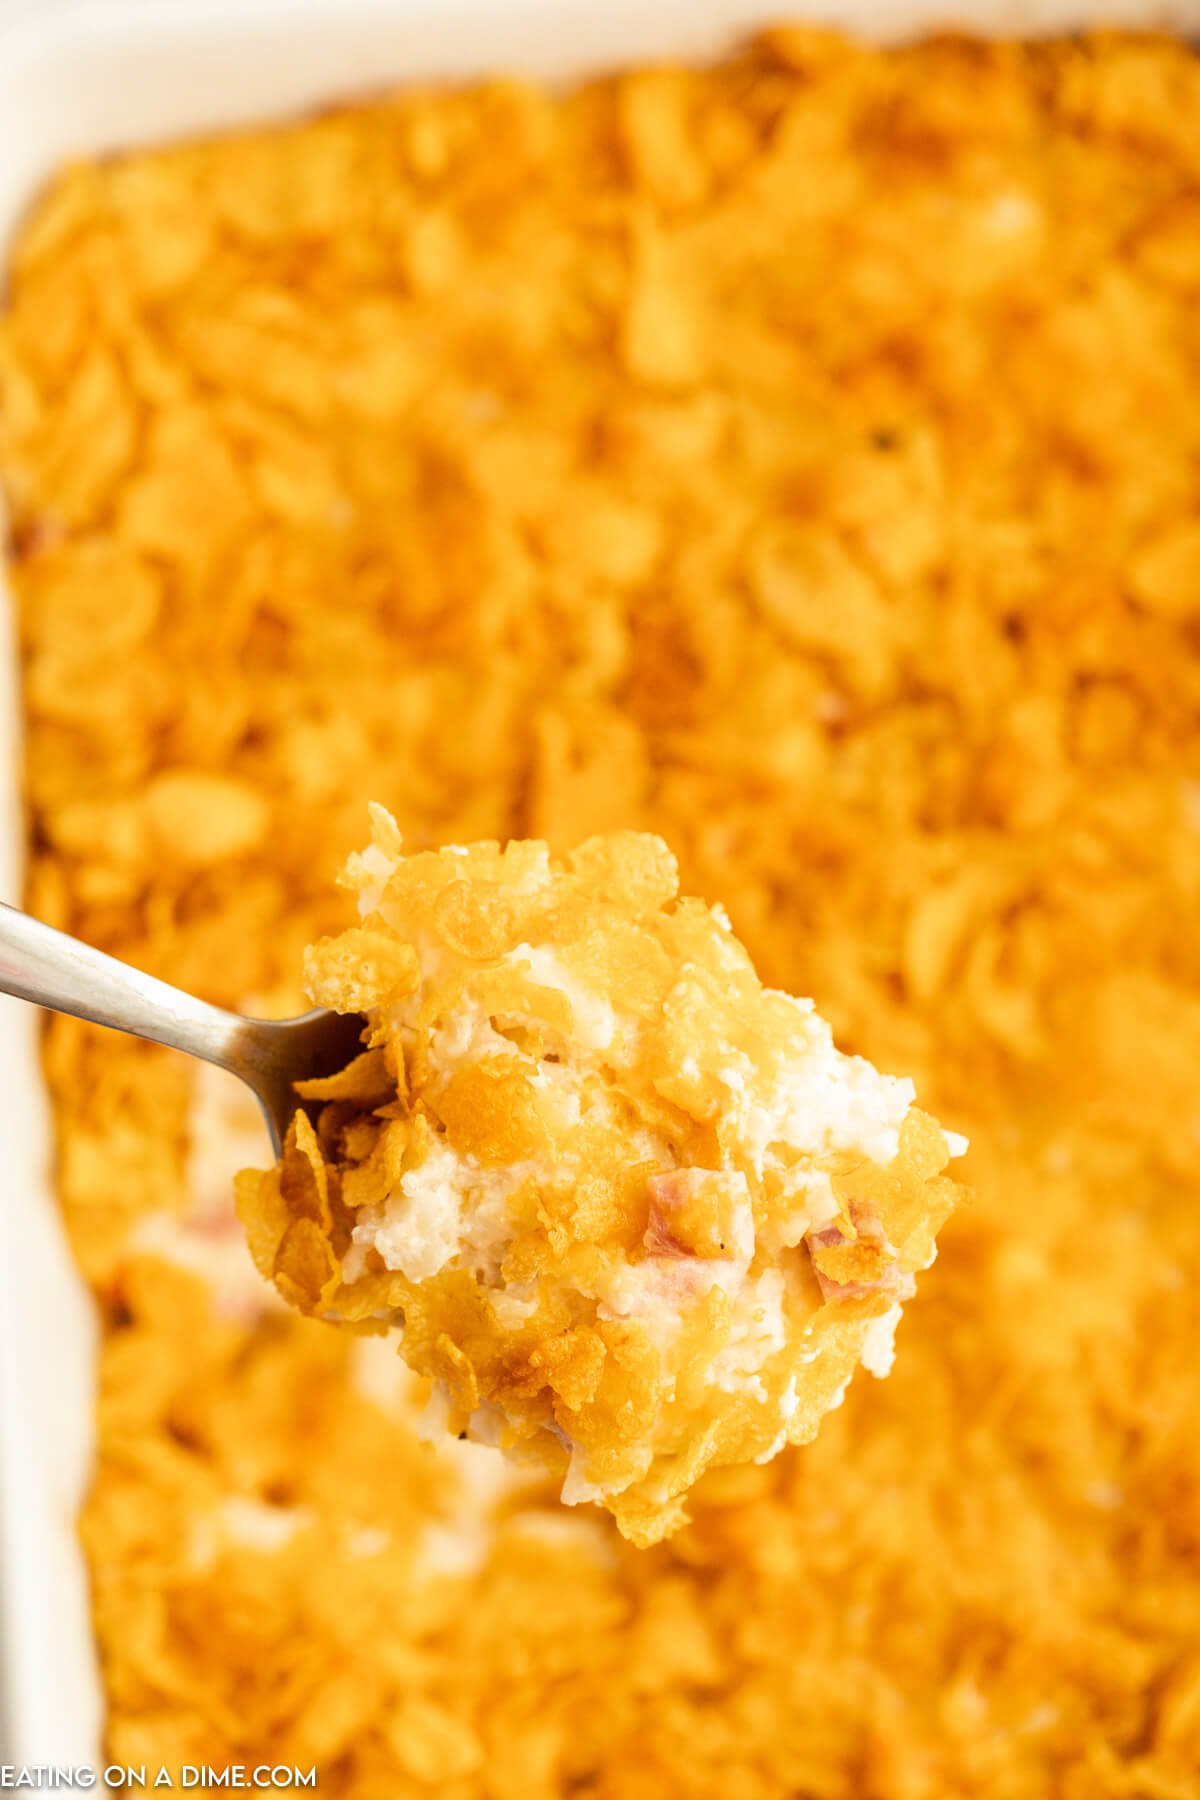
0, 901, 245, 1068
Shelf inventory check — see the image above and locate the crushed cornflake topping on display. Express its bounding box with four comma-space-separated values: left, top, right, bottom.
237, 819, 961, 1544
6, 24, 1200, 1791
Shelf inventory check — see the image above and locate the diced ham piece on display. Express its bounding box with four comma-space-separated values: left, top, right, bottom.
806, 1203, 916, 1304
644, 1169, 755, 1261
644, 1193, 689, 1258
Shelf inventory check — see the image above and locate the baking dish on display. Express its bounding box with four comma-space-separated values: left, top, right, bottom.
1, 0, 1196, 1771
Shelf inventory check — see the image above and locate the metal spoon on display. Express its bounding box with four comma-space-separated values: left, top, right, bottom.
0, 902, 365, 1153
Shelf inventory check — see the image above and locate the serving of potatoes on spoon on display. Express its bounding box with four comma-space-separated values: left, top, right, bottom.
237, 810, 964, 1544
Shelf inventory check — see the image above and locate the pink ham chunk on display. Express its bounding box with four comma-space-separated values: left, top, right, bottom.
806, 1203, 916, 1304
644, 1169, 756, 1261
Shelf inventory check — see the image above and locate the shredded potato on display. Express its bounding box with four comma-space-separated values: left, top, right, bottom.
2, 26, 1200, 1795
237, 818, 961, 1543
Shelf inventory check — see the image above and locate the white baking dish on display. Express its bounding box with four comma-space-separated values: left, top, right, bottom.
1, 0, 1195, 1773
